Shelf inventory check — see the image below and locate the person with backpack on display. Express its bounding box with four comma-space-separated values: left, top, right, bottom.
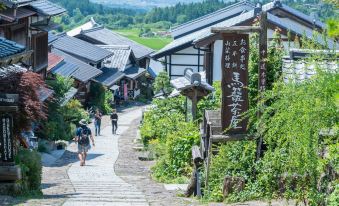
110, 109, 118, 134
75, 119, 95, 166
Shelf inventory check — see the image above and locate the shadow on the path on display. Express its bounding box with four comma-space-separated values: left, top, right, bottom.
116, 101, 147, 113
47, 151, 103, 168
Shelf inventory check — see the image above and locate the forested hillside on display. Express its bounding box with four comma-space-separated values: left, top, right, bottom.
53, 0, 337, 31
51, 0, 338, 49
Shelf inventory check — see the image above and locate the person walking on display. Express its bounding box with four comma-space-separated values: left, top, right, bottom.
75, 119, 95, 166
94, 109, 102, 136
110, 109, 118, 134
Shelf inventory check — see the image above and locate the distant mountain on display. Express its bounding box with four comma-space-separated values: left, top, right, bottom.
90, 0, 206, 9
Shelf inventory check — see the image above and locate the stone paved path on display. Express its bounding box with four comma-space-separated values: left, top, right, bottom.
63, 108, 148, 206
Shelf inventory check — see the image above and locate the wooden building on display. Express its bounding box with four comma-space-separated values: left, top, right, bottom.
67, 20, 154, 70
151, 0, 336, 81
48, 33, 113, 103
94, 45, 146, 100
0, 0, 66, 78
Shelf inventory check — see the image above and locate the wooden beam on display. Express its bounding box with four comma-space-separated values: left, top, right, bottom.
0, 106, 18, 112
192, 146, 203, 166
211, 26, 261, 34
0, 165, 22, 181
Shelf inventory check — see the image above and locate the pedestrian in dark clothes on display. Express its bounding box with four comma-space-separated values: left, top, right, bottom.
94, 109, 102, 136
110, 109, 118, 134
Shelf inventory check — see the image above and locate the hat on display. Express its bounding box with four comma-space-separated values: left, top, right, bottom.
79, 119, 88, 126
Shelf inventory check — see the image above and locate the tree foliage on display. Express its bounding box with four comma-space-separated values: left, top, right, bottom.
0, 71, 47, 134
43, 75, 88, 141
153, 71, 172, 96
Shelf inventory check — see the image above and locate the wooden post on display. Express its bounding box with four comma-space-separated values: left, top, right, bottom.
192, 89, 198, 121
256, 11, 268, 160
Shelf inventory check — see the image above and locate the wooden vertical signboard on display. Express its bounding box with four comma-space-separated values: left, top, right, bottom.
0, 114, 14, 163
259, 12, 268, 93
221, 34, 250, 133
257, 12, 268, 160
0, 93, 18, 164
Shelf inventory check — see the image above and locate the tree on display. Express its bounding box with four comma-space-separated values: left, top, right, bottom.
153, 71, 172, 96
0, 71, 47, 134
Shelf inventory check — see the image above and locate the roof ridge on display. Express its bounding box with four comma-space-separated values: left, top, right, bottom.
171, 0, 254, 32
98, 45, 131, 50
80, 25, 105, 34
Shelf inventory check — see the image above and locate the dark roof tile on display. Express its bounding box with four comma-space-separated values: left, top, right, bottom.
52, 34, 113, 63
0, 37, 26, 58
124, 66, 146, 79
98, 45, 133, 71
52, 48, 102, 82
79, 26, 154, 59
29, 0, 66, 16
94, 67, 125, 87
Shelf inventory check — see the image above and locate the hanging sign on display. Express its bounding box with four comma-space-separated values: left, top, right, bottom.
0, 114, 14, 162
221, 34, 249, 134
0, 93, 19, 107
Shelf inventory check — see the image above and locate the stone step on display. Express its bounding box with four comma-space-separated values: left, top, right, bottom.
63, 201, 148, 206
69, 194, 146, 199
74, 188, 141, 193
65, 197, 149, 203
69, 191, 144, 195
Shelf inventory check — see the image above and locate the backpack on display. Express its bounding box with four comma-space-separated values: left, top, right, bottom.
78, 127, 90, 146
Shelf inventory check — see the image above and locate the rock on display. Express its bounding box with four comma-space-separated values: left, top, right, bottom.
223, 176, 245, 198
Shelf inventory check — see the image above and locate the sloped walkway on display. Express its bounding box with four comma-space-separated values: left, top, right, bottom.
63, 108, 148, 206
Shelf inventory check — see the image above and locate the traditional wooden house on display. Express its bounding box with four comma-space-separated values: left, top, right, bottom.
67, 21, 154, 70
0, 0, 66, 78
49, 48, 103, 104
151, 0, 336, 82
48, 33, 114, 103
94, 45, 146, 99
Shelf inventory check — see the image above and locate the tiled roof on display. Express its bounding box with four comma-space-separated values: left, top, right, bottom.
98, 45, 133, 71
67, 17, 99, 37
0, 0, 34, 7
48, 32, 58, 44
50, 61, 79, 77
52, 34, 113, 63
148, 59, 164, 78
266, 13, 337, 49
124, 66, 146, 80
94, 67, 125, 87
38, 87, 54, 102
262, 1, 325, 29
78, 26, 154, 59
171, 69, 214, 92
60, 87, 77, 106
0, 37, 26, 58
0, 64, 27, 79
152, 10, 254, 59
47, 52, 63, 71
0, 7, 36, 22
152, 0, 333, 59
52, 48, 102, 82
29, 0, 66, 16
171, 1, 255, 39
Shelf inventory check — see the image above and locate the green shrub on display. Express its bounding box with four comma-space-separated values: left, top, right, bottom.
15, 149, 42, 194
206, 141, 257, 202
88, 82, 113, 114
151, 121, 200, 183
60, 99, 89, 124
140, 96, 186, 146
